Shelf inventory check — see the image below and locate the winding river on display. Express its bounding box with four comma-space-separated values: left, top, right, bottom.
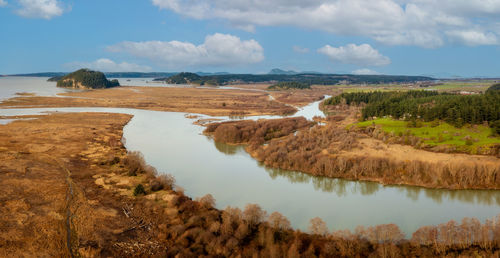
1, 77, 499, 236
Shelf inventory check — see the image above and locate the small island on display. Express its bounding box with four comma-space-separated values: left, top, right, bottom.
164, 72, 202, 84
52, 69, 120, 89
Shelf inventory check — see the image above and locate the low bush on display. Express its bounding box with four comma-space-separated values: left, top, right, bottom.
133, 184, 146, 196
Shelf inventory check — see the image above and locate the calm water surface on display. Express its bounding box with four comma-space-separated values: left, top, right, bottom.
0, 77, 499, 236
0, 76, 77, 101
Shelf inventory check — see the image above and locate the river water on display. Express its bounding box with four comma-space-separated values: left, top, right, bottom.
0, 77, 499, 235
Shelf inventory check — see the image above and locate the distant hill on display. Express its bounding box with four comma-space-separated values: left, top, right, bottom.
55, 69, 120, 89
10, 71, 435, 86
155, 73, 434, 86
9, 72, 67, 78
105, 72, 177, 78
9, 72, 177, 78
268, 68, 299, 75
195, 71, 230, 76
164, 72, 202, 84
268, 68, 322, 75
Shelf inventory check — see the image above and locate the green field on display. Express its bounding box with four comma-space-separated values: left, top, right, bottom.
355, 118, 500, 152
426, 81, 493, 92
332, 80, 496, 94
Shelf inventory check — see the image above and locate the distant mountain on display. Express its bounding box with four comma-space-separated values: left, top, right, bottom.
7, 72, 177, 78
105, 72, 177, 78
164, 72, 202, 84
155, 72, 434, 85
268, 68, 323, 75
8, 72, 67, 77
268, 68, 299, 75
195, 71, 230, 76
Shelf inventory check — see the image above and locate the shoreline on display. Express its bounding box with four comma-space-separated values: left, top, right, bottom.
203, 118, 500, 191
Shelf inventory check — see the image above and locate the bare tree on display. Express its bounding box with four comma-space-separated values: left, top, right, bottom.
308, 217, 328, 235
268, 212, 291, 231
243, 204, 267, 228
196, 194, 216, 208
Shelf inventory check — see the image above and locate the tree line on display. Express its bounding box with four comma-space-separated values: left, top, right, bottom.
116, 151, 500, 257
324, 88, 500, 128
204, 117, 314, 145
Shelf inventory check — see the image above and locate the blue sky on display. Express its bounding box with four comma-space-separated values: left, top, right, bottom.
1, 0, 500, 77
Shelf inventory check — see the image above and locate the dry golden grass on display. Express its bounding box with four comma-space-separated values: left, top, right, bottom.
0, 86, 298, 116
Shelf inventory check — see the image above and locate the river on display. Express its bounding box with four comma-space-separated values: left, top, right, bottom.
0, 77, 498, 236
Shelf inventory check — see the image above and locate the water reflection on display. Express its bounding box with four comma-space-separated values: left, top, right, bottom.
266, 162, 500, 206
263, 166, 380, 197
213, 140, 243, 155
210, 135, 500, 206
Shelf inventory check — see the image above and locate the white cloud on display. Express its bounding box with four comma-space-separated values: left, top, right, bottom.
152, 0, 500, 47
107, 33, 264, 68
352, 68, 380, 75
318, 44, 391, 66
0, 0, 7, 7
16, 0, 65, 19
293, 46, 309, 53
445, 30, 498, 46
65, 59, 152, 72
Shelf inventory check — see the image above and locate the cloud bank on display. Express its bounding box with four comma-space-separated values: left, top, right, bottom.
107, 33, 264, 68
152, 0, 500, 47
318, 44, 391, 66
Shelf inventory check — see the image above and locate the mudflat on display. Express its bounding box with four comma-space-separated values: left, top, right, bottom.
0, 86, 299, 116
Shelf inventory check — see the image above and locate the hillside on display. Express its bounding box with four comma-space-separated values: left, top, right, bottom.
55, 69, 120, 89
268, 68, 299, 75
487, 83, 500, 92
163, 72, 202, 84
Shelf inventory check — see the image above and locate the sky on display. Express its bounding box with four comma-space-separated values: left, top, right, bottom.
1, 0, 500, 77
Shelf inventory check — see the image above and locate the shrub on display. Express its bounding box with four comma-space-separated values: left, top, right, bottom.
490, 120, 500, 135
133, 184, 146, 196
197, 194, 216, 208
464, 135, 473, 146
150, 174, 175, 191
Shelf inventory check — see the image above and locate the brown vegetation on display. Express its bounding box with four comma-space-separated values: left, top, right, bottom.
0, 86, 296, 116
1, 112, 500, 257
204, 117, 315, 145
269, 85, 338, 106
249, 123, 500, 190
222, 84, 339, 107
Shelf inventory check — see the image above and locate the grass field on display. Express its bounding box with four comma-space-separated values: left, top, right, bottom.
355, 118, 500, 152
426, 81, 494, 92
333, 80, 497, 93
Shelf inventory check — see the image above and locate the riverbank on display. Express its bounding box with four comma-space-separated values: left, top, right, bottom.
204, 117, 500, 190
1, 112, 499, 257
